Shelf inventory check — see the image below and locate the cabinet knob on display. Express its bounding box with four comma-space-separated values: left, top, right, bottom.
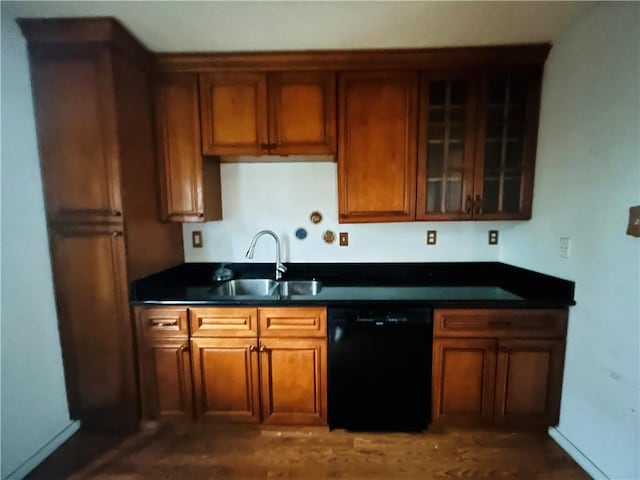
474, 195, 482, 215
197, 213, 204, 218
249, 345, 258, 352
112, 231, 123, 237
112, 210, 122, 216
180, 344, 190, 353
259, 344, 268, 352
465, 195, 473, 214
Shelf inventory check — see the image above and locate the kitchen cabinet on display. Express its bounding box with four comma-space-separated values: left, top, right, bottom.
416, 69, 541, 220
199, 71, 335, 156
135, 308, 193, 420
432, 309, 567, 429
155, 73, 222, 222
135, 306, 327, 425
20, 18, 183, 429
191, 337, 261, 422
338, 71, 418, 222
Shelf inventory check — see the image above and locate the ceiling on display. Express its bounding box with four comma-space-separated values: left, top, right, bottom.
3, 1, 593, 52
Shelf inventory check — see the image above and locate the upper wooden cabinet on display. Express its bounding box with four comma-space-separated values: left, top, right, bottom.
417, 69, 542, 221
199, 71, 336, 156
155, 73, 222, 222
338, 71, 418, 223
29, 47, 124, 224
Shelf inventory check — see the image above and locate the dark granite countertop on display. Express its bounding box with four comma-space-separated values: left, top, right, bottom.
130, 262, 575, 308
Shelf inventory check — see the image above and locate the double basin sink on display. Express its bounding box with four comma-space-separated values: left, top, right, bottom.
208, 279, 322, 298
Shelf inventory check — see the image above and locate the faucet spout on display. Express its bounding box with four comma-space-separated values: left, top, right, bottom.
245, 230, 287, 280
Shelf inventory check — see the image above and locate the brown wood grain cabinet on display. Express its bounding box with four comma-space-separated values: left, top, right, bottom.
191, 337, 262, 422
135, 308, 193, 420
260, 337, 327, 425
417, 69, 542, 221
20, 18, 183, 429
432, 309, 567, 429
155, 73, 222, 222
136, 306, 327, 425
338, 71, 418, 222
200, 71, 336, 156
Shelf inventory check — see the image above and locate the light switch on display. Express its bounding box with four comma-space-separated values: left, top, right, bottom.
339, 232, 349, 246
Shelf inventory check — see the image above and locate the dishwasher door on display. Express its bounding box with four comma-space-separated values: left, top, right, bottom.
327, 307, 432, 432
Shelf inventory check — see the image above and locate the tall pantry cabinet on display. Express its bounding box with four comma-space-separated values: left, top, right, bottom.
19, 18, 183, 429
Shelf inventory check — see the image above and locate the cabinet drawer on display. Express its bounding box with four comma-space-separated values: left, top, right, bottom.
434, 309, 567, 338
258, 307, 326, 338
137, 307, 189, 337
190, 307, 257, 337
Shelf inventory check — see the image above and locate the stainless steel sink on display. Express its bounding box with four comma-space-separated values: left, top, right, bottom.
209, 279, 279, 297
279, 280, 322, 296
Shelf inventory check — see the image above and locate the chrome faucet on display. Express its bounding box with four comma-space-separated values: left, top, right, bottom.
245, 230, 287, 280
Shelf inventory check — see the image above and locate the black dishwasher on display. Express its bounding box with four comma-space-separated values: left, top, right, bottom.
327, 306, 432, 432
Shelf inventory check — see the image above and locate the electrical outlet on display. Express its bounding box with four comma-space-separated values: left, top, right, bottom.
559, 237, 571, 258
426, 230, 437, 245
192, 231, 203, 248
339, 232, 349, 246
488, 230, 499, 245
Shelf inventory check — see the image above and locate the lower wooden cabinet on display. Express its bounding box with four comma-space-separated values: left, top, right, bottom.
260, 338, 327, 425
432, 309, 567, 429
135, 306, 327, 425
494, 338, 565, 427
191, 337, 261, 422
135, 308, 193, 420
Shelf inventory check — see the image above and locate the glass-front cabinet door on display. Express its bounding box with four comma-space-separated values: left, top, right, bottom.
474, 70, 541, 220
416, 74, 478, 220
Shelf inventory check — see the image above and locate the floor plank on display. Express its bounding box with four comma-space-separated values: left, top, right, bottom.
26, 424, 590, 480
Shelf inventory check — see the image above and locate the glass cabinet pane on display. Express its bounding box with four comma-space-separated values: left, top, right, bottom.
481, 75, 529, 215
422, 78, 471, 216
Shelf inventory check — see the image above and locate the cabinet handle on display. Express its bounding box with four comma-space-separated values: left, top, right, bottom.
474, 195, 482, 215
111, 210, 122, 216
197, 213, 204, 217
180, 344, 190, 353
151, 320, 177, 328
488, 320, 512, 328
259, 344, 268, 352
465, 195, 473, 214
112, 231, 123, 237
249, 345, 258, 352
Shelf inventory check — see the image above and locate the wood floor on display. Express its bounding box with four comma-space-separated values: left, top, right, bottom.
26, 423, 590, 480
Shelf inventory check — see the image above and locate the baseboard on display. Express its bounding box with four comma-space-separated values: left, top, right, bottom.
549, 426, 609, 479
4, 420, 81, 480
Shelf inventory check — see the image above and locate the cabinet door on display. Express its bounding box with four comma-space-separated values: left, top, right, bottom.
135, 308, 192, 420
495, 339, 565, 428
260, 338, 327, 425
50, 225, 137, 428
338, 71, 418, 223
268, 71, 336, 155
432, 338, 497, 426
29, 47, 123, 224
155, 73, 216, 222
139, 337, 193, 420
191, 337, 260, 422
416, 73, 478, 220
199, 72, 268, 155
473, 70, 542, 220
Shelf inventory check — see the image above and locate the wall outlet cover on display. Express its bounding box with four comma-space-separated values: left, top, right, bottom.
559, 237, 571, 258
426, 230, 437, 245
488, 230, 499, 245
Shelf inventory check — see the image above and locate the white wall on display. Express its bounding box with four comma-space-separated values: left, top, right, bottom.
501, 3, 640, 478
0, 12, 77, 480
184, 162, 508, 263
